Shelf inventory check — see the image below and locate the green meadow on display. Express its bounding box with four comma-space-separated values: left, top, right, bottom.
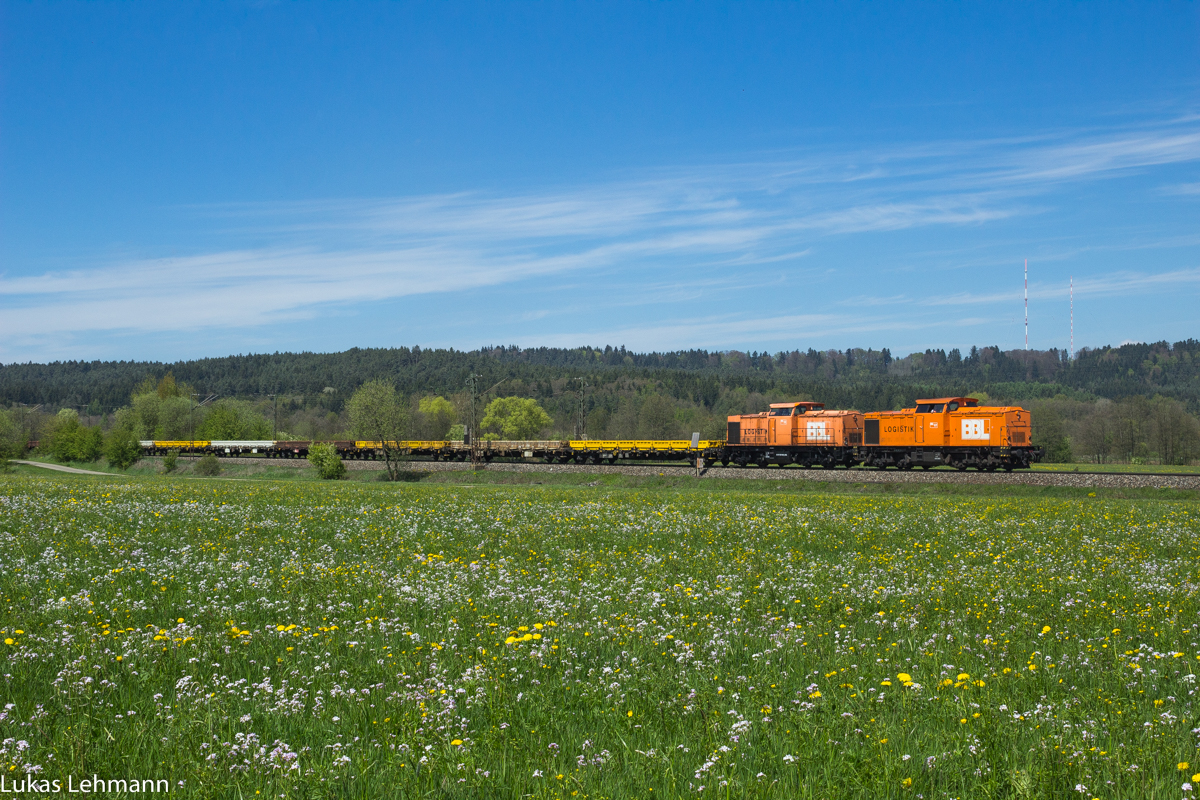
0, 473, 1197, 799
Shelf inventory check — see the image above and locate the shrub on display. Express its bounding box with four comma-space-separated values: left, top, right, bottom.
307, 443, 346, 480
0, 409, 21, 463
194, 453, 222, 476
45, 411, 102, 462
76, 427, 104, 462
162, 449, 179, 474
104, 427, 142, 470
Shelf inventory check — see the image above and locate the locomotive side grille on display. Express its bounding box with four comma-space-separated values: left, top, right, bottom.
847, 431, 862, 444
727, 422, 741, 445
864, 419, 880, 445
1010, 431, 1026, 444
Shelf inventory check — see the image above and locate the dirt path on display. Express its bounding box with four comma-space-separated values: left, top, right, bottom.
11, 460, 114, 476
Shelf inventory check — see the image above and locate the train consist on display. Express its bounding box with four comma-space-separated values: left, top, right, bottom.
134, 396, 1041, 471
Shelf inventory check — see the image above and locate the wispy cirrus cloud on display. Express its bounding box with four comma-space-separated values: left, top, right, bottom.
913, 266, 1200, 308
3, 115, 1199, 357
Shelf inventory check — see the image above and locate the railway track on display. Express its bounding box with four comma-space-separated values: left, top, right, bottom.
192, 456, 1200, 489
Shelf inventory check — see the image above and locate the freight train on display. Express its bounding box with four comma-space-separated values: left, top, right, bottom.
129, 396, 1041, 471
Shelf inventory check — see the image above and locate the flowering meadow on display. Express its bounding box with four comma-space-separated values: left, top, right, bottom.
0, 475, 1198, 799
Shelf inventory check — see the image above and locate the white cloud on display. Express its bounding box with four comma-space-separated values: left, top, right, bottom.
3, 117, 1199, 352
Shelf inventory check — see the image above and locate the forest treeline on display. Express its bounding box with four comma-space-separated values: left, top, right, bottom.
3, 339, 1200, 465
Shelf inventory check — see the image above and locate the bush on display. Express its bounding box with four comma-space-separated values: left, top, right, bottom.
0, 409, 21, 462
194, 453, 222, 476
162, 449, 179, 474
45, 410, 105, 463
307, 443, 346, 480
104, 427, 142, 470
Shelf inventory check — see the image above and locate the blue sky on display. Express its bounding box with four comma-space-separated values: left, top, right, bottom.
1, 2, 1198, 363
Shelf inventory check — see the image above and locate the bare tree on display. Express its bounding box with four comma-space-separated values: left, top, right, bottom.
347, 379, 410, 481
1076, 408, 1113, 464
1150, 397, 1200, 465
1111, 397, 1150, 462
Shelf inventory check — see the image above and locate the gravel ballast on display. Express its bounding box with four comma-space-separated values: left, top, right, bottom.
201, 456, 1200, 490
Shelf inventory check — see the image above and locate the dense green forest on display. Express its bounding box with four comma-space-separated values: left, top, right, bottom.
3, 339, 1200, 465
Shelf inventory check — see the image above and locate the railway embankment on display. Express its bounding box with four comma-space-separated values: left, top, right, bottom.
196, 456, 1200, 490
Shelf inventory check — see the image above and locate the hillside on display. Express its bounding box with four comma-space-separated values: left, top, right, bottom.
2, 340, 1199, 413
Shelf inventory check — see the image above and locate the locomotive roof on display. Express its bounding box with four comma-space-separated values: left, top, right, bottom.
914, 397, 978, 405
769, 401, 824, 409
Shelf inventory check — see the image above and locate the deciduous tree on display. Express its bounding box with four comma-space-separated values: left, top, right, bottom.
347, 380, 410, 480
417, 396, 457, 440
480, 397, 552, 440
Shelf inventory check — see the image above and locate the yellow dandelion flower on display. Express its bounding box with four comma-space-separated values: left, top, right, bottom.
1179, 762, 1190, 771
897, 672, 912, 683
451, 739, 464, 746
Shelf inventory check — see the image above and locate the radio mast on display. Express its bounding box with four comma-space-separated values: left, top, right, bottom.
1070, 275, 1074, 360
1024, 258, 1028, 350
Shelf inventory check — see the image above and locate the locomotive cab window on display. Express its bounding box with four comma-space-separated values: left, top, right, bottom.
769, 408, 792, 416
929, 404, 945, 413
915, 404, 932, 413
948, 402, 959, 411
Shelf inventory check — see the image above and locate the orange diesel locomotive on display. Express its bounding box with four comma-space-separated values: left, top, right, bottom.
860, 396, 1037, 471
725, 401, 864, 468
